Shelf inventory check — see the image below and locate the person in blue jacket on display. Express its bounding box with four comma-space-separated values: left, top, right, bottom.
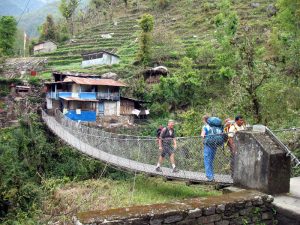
201, 115, 224, 181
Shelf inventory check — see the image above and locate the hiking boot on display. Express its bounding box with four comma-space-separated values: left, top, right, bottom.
172, 167, 179, 173
155, 167, 162, 172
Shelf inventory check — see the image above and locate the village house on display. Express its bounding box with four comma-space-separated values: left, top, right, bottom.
10, 84, 31, 97
44, 72, 150, 126
143, 66, 168, 84
45, 73, 126, 122
33, 41, 57, 55
81, 50, 120, 68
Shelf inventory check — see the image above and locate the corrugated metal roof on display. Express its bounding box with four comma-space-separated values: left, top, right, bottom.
81, 50, 119, 58
53, 71, 101, 78
60, 97, 98, 102
44, 81, 71, 84
16, 86, 31, 89
63, 76, 127, 87
34, 40, 57, 46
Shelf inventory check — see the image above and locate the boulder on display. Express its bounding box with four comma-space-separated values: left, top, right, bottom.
266, 4, 277, 17
250, 2, 260, 8
101, 33, 113, 39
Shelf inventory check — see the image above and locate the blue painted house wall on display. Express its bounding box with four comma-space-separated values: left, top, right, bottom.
79, 92, 96, 99
65, 110, 96, 122
59, 92, 72, 98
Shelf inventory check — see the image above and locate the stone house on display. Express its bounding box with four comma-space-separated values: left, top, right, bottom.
33, 41, 57, 55
81, 50, 120, 68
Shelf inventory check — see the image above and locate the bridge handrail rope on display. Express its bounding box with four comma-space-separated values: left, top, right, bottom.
271, 127, 300, 132
53, 109, 233, 140
54, 109, 155, 139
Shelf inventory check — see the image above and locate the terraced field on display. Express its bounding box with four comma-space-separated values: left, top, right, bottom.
36, 17, 141, 78
35, 0, 275, 80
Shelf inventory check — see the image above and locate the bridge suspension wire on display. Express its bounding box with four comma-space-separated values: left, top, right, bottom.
17, 0, 31, 25
42, 110, 233, 184
271, 127, 300, 132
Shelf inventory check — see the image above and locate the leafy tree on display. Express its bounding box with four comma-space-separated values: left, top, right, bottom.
0, 16, 17, 56
0, 114, 105, 222
39, 15, 57, 42
56, 22, 70, 43
137, 14, 154, 65
214, 0, 239, 78
273, 0, 300, 84
90, 0, 109, 9
151, 57, 203, 112
0, 48, 5, 74
28, 39, 37, 56
59, 0, 79, 35
233, 31, 272, 123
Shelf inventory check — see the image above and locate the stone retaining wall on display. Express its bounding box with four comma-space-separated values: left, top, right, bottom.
74, 190, 277, 225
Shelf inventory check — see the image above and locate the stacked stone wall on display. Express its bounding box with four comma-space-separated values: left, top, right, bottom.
74, 191, 277, 225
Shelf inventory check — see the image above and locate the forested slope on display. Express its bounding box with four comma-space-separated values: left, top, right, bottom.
37, 0, 299, 132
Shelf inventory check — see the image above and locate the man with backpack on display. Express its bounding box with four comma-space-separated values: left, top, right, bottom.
227, 115, 246, 176
156, 124, 163, 145
155, 120, 179, 173
201, 115, 225, 181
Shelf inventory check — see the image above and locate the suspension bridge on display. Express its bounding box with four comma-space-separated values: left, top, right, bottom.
41, 110, 300, 185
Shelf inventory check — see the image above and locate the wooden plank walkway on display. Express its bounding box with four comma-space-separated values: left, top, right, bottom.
42, 112, 233, 184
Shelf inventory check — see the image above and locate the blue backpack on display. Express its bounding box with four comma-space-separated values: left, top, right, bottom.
204, 117, 225, 147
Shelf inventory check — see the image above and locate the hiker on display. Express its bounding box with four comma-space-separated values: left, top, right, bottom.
155, 120, 179, 173
201, 115, 225, 181
227, 115, 246, 153
227, 115, 246, 176
224, 118, 235, 148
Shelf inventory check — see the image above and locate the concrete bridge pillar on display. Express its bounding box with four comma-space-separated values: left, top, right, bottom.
233, 129, 291, 194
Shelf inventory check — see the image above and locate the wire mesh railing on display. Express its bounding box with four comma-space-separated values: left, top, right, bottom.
42, 110, 300, 183
43, 110, 233, 183
270, 127, 300, 177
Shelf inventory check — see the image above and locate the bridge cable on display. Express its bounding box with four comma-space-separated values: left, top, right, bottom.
17, 0, 31, 25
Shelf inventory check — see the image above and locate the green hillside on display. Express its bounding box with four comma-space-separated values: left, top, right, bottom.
31, 0, 299, 136
1, 1, 300, 224
38, 0, 275, 76
34, 0, 300, 131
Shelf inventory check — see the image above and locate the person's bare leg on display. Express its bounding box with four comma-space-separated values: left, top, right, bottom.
170, 153, 175, 165
158, 156, 164, 165
156, 155, 164, 172
170, 153, 178, 172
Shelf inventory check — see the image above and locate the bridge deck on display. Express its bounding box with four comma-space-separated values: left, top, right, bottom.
42, 113, 233, 184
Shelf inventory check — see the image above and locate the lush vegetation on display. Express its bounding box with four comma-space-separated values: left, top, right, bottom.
1, 0, 300, 223
0, 115, 219, 224
0, 16, 17, 56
